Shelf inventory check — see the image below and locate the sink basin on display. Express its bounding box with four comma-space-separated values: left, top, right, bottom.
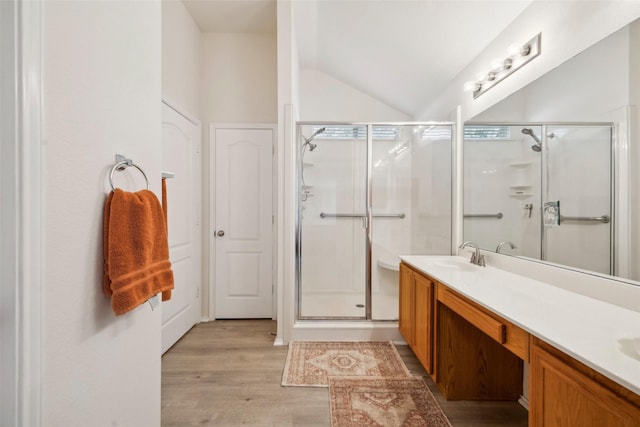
429, 258, 477, 272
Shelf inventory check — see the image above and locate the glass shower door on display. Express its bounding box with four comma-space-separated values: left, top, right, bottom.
298, 125, 368, 318
543, 125, 612, 274
370, 124, 453, 320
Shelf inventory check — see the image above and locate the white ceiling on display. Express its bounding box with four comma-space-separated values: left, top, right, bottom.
182, 0, 533, 117
183, 0, 277, 33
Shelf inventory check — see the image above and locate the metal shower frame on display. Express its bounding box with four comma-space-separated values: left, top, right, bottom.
295, 121, 456, 321
465, 121, 616, 275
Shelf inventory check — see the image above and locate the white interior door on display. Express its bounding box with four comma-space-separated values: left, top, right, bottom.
161, 102, 201, 353
213, 126, 274, 319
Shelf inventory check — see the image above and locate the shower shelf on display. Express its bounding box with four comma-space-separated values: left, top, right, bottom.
509, 161, 532, 168
510, 162, 532, 198
510, 192, 533, 199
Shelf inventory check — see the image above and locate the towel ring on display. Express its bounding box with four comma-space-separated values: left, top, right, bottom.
109, 160, 150, 191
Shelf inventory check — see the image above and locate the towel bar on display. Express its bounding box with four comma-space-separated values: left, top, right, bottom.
109, 154, 149, 191
320, 212, 406, 219
560, 214, 610, 224
464, 213, 503, 219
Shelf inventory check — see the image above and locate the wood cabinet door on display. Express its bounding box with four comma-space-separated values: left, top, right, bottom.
413, 273, 434, 374
530, 342, 640, 426
399, 263, 414, 345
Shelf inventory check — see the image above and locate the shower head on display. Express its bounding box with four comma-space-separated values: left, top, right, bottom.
309, 127, 326, 140
521, 128, 542, 151
302, 127, 326, 152
521, 128, 541, 143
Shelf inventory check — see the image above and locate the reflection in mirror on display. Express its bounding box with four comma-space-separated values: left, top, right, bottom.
464, 124, 613, 275
544, 126, 612, 274
463, 17, 640, 282
463, 125, 542, 260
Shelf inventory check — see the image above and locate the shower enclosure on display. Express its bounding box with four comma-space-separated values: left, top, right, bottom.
463, 123, 614, 274
297, 123, 453, 320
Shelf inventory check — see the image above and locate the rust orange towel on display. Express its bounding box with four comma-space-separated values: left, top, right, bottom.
103, 188, 174, 315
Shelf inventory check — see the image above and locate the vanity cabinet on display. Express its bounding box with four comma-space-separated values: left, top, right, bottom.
413, 273, 434, 374
435, 283, 525, 400
400, 257, 640, 425
530, 337, 640, 426
399, 263, 414, 346
399, 262, 434, 375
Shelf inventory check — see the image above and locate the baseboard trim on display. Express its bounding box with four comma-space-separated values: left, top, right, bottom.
290, 321, 403, 342
518, 395, 530, 410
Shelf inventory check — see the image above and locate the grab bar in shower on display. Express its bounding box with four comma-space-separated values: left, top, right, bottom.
560, 215, 610, 224
320, 212, 405, 219
464, 213, 503, 219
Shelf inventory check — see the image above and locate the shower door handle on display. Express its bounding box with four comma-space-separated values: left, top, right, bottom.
216, 230, 225, 237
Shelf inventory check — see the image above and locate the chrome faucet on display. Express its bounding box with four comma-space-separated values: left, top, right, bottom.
459, 241, 485, 266
496, 241, 517, 254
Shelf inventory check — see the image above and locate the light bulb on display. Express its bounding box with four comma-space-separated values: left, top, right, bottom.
490, 58, 504, 70
507, 43, 523, 56
463, 81, 479, 92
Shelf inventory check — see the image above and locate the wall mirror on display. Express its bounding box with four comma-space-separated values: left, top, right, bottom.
463, 17, 639, 283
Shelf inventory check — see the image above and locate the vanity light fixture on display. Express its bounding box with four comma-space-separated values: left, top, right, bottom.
464, 33, 541, 99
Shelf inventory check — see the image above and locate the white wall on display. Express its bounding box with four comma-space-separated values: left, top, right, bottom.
299, 69, 410, 122
201, 33, 277, 123
161, 0, 202, 117
44, 2, 162, 425
473, 26, 630, 123
418, 1, 640, 121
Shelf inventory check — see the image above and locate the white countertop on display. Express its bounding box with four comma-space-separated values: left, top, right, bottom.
400, 255, 640, 396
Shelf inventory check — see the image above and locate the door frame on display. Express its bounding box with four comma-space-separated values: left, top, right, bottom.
208, 123, 277, 320
0, 0, 43, 425
160, 99, 202, 352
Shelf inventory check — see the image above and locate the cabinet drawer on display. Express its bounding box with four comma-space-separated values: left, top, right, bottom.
438, 285, 505, 343
437, 285, 529, 361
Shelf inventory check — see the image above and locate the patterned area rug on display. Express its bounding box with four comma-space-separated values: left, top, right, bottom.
329, 376, 452, 427
281, 341, 411, 387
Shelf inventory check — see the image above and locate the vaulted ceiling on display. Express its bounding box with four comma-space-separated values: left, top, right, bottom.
183, 0, 277, 33
183, 0, 533, 117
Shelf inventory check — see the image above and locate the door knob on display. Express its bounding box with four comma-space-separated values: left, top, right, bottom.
216, 230, 225, 237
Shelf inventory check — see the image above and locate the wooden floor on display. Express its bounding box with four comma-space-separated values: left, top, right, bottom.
162, 320, 528, 426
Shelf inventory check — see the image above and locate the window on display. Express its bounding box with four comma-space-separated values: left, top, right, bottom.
464, 126, 511, 140
312, 126, 400, 140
